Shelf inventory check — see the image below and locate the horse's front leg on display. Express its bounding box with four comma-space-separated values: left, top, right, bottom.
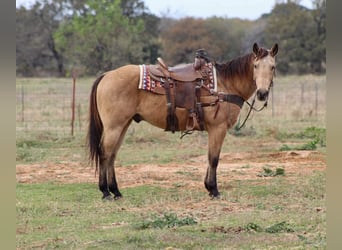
204, 124, 227, 198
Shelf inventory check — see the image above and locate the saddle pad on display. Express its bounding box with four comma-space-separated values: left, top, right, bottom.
138, 64, 164, 94
138, 63, 217, 94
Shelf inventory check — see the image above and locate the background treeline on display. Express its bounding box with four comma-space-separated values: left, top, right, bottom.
16, 0, 325, 77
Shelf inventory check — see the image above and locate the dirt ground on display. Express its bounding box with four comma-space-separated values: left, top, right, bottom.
16, 150, 326, 189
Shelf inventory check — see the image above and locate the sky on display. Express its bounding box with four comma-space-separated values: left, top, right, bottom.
16, 0, 314, 20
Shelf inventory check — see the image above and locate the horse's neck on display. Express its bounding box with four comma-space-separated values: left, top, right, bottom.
228, 63, 256, 100
234, 70, 256, 101
220, 55, 256, 101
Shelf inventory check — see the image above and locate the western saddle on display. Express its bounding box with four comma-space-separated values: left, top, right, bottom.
148, 49, 216, 133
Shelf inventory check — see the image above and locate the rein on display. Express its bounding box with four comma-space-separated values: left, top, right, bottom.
235, 80, 273, 130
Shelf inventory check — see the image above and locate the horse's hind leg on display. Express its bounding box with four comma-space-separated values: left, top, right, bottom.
107, 120, 132, 199
99, 154, 115, 200
99, 120, 132, 200
99, 153, 121, 200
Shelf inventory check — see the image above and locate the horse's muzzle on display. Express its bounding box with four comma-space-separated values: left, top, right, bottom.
256, 89, 269, 101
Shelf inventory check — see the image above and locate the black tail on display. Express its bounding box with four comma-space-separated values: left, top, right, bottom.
87, 74, 105, 172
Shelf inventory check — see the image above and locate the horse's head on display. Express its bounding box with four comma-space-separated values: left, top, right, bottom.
252, 43, 278, 101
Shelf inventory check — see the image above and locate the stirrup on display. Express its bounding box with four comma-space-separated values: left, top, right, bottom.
185, 112, 199, 131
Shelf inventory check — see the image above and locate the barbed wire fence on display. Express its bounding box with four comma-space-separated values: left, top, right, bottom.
16, 75, 326, 137
16, 77, 91, 137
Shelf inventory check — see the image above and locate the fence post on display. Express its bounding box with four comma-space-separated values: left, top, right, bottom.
71, 73, 76, 136
78, 103, 82, 130
315, 81, 318, 117
301, 82, 304, 106
271, 85, 274, 117
21, 84, 25, 122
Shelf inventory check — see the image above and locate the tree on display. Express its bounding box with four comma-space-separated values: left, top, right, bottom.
205, 17, 253, 61
16, 2, 66, 76
16, 6, 38, 76
263, 1, 326, 74
242, 17, 268, 54
159, 17, 253, 65
54, 0, 160, 75
310, 0, 326, 72
160, 18, 209, 64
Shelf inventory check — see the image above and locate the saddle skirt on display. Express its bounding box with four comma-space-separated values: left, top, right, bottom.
138, 63, 217, 94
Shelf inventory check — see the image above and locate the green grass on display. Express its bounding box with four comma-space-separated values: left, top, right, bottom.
16, 171, 326, 249
16, 131, 85, 163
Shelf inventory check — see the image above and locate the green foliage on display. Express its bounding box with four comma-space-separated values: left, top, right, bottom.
56, 0, 135, 74
244, 222, 263, 232
297, 139, 319, 150
279, 144, 291, 151
159, 17, 253, 64
257, 167, 285, 177
244, 221, 294, 233
278, 126, 326, 151
300, 127, 326, 147
136, 213, 197, 229
260, 167, 273, 176
16, 1, 65, 76
275, 168, 285, 176
263, 2, 326, 74
278, 127, 326, 144
300, 126, 325, 138
53, 0, 160, 75
265, 221, 295, 233
216, 221, 294, 234
280, 139, 319, 151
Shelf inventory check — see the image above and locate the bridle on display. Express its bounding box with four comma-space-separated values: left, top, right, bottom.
236, 79, 273, 131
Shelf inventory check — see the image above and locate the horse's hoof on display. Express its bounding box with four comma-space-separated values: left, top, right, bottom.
209, 192, 221, 200
114, 195, 122, 200
211, 195, 221, 200
102, 195, 113, 201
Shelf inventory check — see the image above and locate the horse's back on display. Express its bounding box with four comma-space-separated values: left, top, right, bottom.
97, 64, 140, 97
99, 64, 140, 87
96, 65, 141, 124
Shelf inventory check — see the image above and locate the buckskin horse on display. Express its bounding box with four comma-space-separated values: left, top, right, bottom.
87, 43, 278, 200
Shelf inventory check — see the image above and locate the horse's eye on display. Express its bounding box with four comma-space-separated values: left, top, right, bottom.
254, 65, 258, 69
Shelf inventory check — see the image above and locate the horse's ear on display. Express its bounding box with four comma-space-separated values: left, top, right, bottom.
270, 43, 278, 57
253, 43, 259, 56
